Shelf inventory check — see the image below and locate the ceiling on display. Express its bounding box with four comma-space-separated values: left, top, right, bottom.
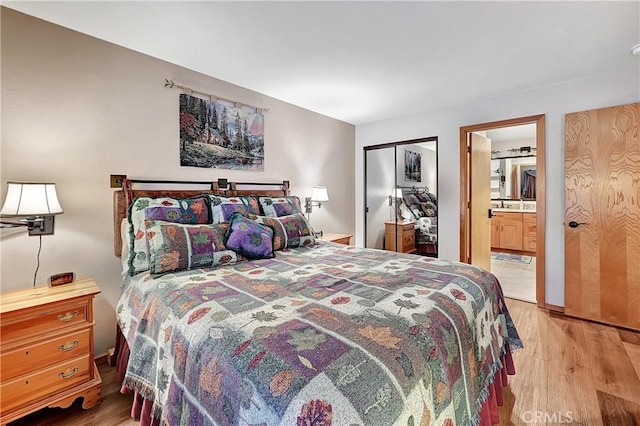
4, 1, 639, 125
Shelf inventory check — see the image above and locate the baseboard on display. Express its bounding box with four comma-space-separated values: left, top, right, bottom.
95, 353, 109, 366
94, 347, 116, 367
545, 303, 564, 313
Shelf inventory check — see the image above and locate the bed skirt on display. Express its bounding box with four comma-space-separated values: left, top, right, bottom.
116, 325, 160, 426
116, 326, 515, 425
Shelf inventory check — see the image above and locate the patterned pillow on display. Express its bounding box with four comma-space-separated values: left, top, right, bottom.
224, 213, 275, 259
146, 221, 240, 276
254, 213, 316, 250
405, 193, 422, 207
145, 203, 211, 223
258, 196, 303, 217
415, 192, 430, 203
127, 196, 211, 276
420, 201, 437, 217
207, 195, 261, 223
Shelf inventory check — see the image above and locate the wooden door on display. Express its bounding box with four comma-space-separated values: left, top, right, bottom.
470, 133, 492, 271
565, 103, 640, 330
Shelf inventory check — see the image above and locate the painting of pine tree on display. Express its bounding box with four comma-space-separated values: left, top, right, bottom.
179, 93, 264, 171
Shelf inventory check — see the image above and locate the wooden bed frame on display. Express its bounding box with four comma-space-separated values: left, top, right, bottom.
112, 176, 290, 257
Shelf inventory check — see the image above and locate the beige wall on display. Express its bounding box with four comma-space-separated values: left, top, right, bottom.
0, 8, 355, 355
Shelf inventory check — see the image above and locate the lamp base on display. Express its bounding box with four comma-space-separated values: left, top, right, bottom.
28, 216, 55, 236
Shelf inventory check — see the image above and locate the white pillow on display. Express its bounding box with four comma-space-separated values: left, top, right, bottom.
120, 218, 130, 276
399, 202, 414, 221
411, 207, 424, 218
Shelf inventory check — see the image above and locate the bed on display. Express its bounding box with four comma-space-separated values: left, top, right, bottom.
397, 188, 438, 256
113, 178, 521, 426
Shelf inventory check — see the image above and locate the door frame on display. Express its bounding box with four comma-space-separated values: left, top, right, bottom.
459, 114, 546, 308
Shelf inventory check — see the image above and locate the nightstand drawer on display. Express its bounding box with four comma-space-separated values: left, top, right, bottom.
401, 223, 414, 233
0, 299, 89, 342
402, 233, 415, 251
1, 328, 91, 381
1, 354, 91, 413
385, 221, 416, 254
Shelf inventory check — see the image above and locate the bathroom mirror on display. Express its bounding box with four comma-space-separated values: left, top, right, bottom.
491, 158, 536, 200
488, 124, 537, 201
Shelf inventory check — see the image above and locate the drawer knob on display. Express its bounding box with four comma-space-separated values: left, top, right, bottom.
58, 367, 79, 379
58, 340, 80, 352
57, 311, 79, 322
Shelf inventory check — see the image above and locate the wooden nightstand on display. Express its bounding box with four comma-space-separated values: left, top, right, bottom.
385, 221, 416, 254
318, 233, 352, 245
0, 278, 102, 424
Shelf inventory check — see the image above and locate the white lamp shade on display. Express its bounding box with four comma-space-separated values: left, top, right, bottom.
0, 182, 63, 216
311, 186, 329, 202
394, 188, 403, 198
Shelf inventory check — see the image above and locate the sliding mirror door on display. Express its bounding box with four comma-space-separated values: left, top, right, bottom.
364, 137, 438, 257
365, 147, 396, 249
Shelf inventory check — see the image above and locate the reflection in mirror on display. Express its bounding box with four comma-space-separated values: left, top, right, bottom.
488, 124, 537, 203
395, 141, 438, 257
491, 158, 536, 200
364, 137, 438, 257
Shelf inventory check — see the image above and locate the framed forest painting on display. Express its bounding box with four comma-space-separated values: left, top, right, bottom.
179, 93, 264, 171
404, 149, 421, 182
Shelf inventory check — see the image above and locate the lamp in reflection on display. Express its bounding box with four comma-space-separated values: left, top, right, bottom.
388, 187, 403, 220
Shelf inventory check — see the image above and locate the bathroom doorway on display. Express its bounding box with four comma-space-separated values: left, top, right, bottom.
460, 115, 546, 307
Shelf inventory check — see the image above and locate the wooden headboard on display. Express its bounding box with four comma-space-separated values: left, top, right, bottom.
112, 177, 290, 257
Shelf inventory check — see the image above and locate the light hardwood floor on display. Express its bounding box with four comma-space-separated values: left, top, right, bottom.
8, 299, 640, 426
491, 254, 536, 303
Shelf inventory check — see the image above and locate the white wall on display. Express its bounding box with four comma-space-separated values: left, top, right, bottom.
0, 8, 355, 355
492, 137, 536, 155
356, 68, 639, 307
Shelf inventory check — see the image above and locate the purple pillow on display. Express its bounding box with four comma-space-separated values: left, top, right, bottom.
258, 196, 303, 218
207, 195, 261, 223
144, 197, 211, 223
224, 213, 275, 259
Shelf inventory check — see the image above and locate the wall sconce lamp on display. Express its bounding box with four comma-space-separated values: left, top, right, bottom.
389, 188, 403, 220
494, 168, 506, 188
0, 182, 64, 236
388, 188, 403, 206
305, 186, 329, 237
305, 186, 329, 215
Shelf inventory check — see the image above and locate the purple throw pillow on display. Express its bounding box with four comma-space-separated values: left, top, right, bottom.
224, 213, 275, 259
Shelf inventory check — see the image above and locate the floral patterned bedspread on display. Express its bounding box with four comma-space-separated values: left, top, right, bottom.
117, 242, 522, 426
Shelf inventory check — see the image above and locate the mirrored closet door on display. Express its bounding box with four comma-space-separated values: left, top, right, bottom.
364, 137, 438, 257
